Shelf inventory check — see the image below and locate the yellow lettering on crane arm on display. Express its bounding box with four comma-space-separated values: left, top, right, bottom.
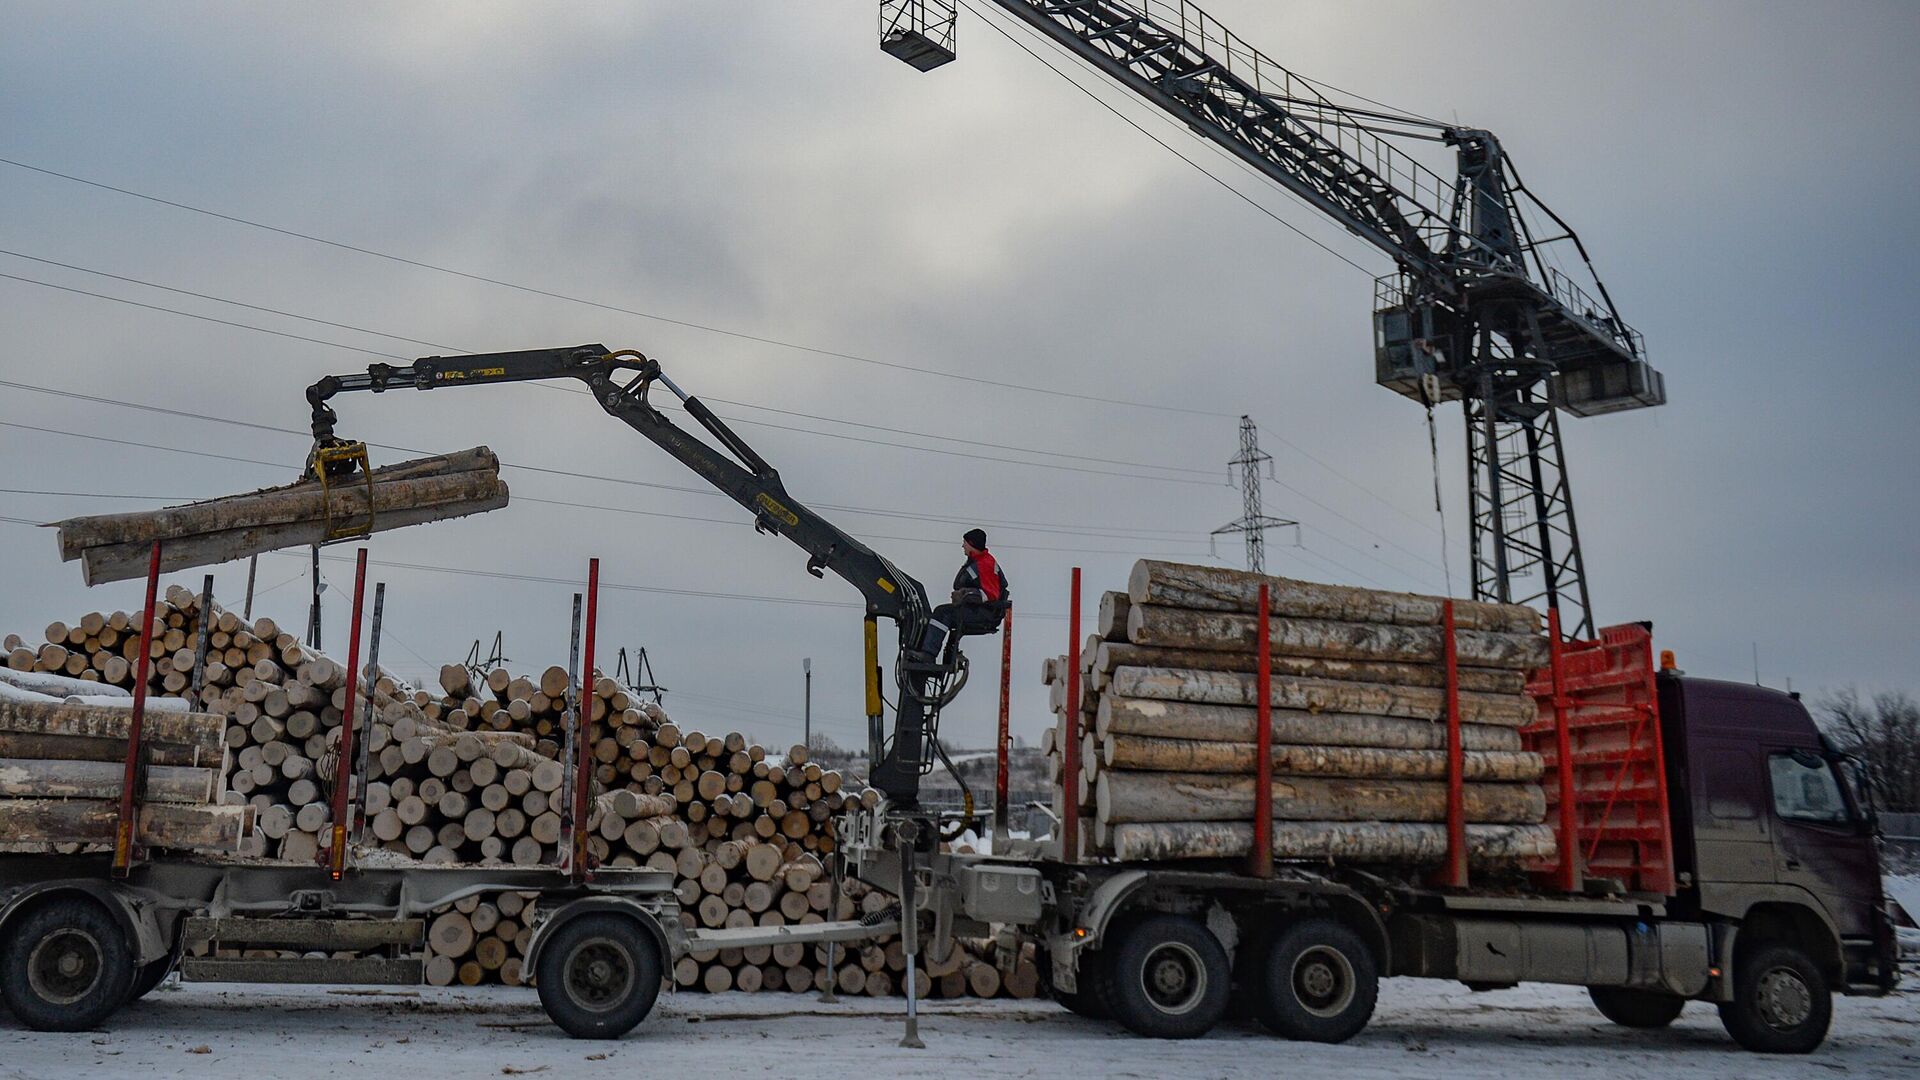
755, 493, 800, 527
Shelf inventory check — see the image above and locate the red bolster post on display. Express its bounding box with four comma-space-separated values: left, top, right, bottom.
1251, 583, 1273, 878
112, 540, 163, 877
1432, 599, 1468, 888
1546, 607, 1579, 892
325, 548, 368, 876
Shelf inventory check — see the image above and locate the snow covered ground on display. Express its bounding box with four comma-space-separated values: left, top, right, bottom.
4, 975, 1916, 1080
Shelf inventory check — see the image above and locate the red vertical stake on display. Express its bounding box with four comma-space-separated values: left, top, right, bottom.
1433, 599, 1468, 888
1251, 583, 1274, 879
1546, 608, 1579, 892
994, 605, 1013, 846
572, 557, 600, 883
1061, 569, 1082, 863
325, 548, 368, 875
112, 540, 163, 877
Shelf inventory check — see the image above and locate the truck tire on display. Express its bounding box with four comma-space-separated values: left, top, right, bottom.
1, 897, 135, 1032
1588, 986, 1685, 1028
1105, 914, 1230, 1039
534, 913, 662, 1039
1717, 943, 1831, 1054
1254, 917, 1378, 1043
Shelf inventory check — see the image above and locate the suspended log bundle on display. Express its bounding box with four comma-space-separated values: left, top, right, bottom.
49, 447, 509, 585
1046, 561, 1554, 869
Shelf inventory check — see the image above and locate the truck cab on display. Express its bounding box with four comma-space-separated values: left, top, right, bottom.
1660, 673, 1897, 995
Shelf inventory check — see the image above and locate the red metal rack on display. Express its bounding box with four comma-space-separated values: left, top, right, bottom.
1522, 621, 1676, 896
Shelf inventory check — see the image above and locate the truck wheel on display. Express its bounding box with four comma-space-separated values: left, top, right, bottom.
1588, 986, 1685, 1028
1717, 943, 1831, 1054
1105, 915, 1230, 1039
1, 897, 135, 1032
1254, 918, 1378, 1043
534, 914, 662, 1039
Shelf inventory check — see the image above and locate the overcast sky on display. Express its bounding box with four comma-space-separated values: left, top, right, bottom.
2, 1, 1915, 753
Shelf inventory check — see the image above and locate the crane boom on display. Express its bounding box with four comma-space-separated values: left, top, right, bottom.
881, 0, 1667, 639
306, 344, 965, 807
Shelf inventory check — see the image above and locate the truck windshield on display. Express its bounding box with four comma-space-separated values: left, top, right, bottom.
1767, 752, 1851, 826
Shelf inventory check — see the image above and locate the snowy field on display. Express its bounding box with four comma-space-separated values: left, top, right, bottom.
4, 974, 1916, 1080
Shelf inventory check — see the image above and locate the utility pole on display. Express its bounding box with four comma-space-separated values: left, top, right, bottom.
1213, 416, 1297, 574
802, 657, 813, 749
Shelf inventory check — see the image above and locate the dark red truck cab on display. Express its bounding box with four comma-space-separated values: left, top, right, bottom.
1659, 671, 1898, 997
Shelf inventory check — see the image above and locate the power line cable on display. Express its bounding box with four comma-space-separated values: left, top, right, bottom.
0, 426, 1210, 558
0, 156, 1228, 418
0, 266, 1222, 488
0, 381, 1208, 542
957, 2, 1454, 538
957, 0, 1375, 277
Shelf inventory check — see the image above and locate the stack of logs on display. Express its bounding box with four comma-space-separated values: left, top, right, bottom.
1044, 560, 1558, 866
4, 593, 1031, 998
0, 663, 248, 854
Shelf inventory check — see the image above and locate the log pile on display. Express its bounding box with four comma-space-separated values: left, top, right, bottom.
3, 596, 1024, 998
47, 447, 508, 585
1043, 560, 1557, 867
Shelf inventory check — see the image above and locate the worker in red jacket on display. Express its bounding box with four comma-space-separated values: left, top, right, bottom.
916, 528, 1010, 661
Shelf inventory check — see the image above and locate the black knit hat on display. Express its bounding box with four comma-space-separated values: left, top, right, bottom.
963, 528, 987, 550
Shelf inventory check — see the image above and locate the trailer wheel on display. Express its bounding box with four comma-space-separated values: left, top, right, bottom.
1105, 915, 1229, 1039
1717, 943, 1830, 1054
1254, 918, 1378, 1043
534, 914, 662, 1039
1588, 987, 1685, 1028
1, 897, 135, 1032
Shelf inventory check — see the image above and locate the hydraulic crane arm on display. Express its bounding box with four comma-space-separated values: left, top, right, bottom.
306, 344, 956, 806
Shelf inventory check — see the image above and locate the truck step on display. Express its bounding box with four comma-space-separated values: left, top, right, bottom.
179, 957, 424, 986
183, 917, 425, 950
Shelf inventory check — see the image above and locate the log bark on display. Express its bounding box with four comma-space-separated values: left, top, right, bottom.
0, 668, 131, 698
1096, 696, 1522, 755
1126, 605, 1550, 670
1105, 820, 1558, 863
1099, 735, 1542, 782
0, 699, 225, 753
0, 758, 217, 803
78, 493, 510, 586
0, 731, 213, 767
1092, 640, 1527, 694
1128, 560, 1541, 634
1096, 591, 1131, 642
1109, 667, 1537, 727
1094, 770, 1545, 825
55, 448, 503, 557
0, 798, 249, 851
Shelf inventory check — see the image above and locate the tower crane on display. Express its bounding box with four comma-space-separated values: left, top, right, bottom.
880, 1, 1666, 639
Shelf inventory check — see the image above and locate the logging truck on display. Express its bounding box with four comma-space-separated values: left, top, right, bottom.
842, 639, 1900, 1054
0, 632, 1894, 1052
0, 346, 1896, 1051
